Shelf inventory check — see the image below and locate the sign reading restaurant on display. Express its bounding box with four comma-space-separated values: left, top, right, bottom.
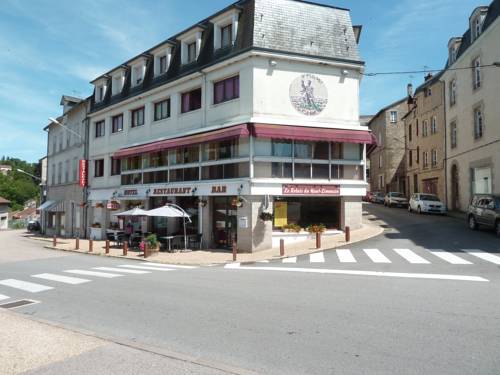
282, 184, 340, 196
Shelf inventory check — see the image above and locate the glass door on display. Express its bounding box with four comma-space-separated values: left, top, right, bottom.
212, 196, 238, 249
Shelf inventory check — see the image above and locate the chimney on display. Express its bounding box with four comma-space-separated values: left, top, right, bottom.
407, 83, 413, 97
424, 73, 433, 82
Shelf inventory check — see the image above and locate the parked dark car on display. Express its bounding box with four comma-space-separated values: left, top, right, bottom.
467, 194, 500, 237
27, 220, 40, 232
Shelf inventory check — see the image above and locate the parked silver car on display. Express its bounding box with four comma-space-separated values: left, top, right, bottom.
408, 193, 446, 214
384, 192, 408, 208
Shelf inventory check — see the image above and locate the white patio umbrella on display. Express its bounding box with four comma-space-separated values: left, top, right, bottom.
145, 204, 191, 251
112, 207, 148, 217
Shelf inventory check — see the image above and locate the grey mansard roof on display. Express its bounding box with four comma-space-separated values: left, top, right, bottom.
90, 0, 363, 113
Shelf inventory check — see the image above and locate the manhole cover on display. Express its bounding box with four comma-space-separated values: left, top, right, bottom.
0, 299, 38, 309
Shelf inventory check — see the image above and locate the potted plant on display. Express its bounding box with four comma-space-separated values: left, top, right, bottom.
231, 197, 244, 208
259, 211, 274, 222
145, 234, 160, 253
306, 223, 326, 234
283, 223, 301, 233
196, 198, 208, 207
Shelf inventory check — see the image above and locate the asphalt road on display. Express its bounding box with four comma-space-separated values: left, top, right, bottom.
1, 204, 499, 374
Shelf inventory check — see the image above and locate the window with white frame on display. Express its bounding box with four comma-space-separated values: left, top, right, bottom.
187, 42, 197, 63
473, 57, 481, 90
473, 106, 484, 139
212, 9, 240, 50
131, 107, 145, 128
431, 149, 437, 167
159, 55, 167, 74
95, 83, 106, 102
132, 65, 143, 86
450, 79, 457, 106
154, 47, 172, 77
390, 111, 398, 123
221, 24, 232, 48
180, 28, 203, 65
431, 116, 437, 134
111, 72, 125, 96
450, 121, 457, 148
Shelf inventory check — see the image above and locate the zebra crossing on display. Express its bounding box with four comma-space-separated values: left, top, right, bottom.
0, 262, 196, 305
274, 248, 500, 266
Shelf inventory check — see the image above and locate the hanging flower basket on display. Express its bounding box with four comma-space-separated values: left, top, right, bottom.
196, 198, 208, 207
259, 211, 274, 222
231, 197, 244, 208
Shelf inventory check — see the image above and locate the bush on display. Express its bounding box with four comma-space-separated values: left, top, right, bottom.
146, 233, 159, 249
306, 224, 326, 233
283, 223, 301, 233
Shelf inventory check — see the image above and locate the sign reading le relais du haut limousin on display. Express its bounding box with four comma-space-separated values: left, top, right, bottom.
282, 184, 341, 196
79, 160, 88, 187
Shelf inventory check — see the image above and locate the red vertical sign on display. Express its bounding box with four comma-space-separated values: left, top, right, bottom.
79, 159, 88, 187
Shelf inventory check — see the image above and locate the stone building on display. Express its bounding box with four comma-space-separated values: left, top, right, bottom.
368, 99, 408, 194
403, 74, 446, 200
442, 1, 500, 211
84, 0, 376, 251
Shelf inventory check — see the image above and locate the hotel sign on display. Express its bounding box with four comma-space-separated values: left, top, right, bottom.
282, 184, 340, 196
79, 160, 88, 187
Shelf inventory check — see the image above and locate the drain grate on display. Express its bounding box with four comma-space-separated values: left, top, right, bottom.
0, 299, 39, 309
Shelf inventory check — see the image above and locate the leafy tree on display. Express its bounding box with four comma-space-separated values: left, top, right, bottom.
0, 157, 40, 211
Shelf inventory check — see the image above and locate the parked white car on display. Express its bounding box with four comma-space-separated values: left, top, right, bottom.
408, 193, 446, 214
384, 192, 408, 208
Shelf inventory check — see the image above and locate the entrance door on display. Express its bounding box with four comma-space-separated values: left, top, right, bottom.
213, 197, 237, 249
451, 164, 459, 210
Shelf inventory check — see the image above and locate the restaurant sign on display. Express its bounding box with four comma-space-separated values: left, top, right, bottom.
151, 187, 192, 196
282, 184, 340, 196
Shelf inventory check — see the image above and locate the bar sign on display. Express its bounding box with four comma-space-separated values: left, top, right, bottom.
79, 159, 88, 187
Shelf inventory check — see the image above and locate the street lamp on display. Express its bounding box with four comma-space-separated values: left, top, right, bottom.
48, 117, 84, 141
17, 168, 41, 182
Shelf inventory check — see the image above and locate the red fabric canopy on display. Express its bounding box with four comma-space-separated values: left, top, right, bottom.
114, 124, 249, 158
250, 123, 377, 145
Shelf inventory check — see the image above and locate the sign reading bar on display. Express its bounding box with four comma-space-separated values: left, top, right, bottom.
282, 184, 340, 196
79, 160, 88, 187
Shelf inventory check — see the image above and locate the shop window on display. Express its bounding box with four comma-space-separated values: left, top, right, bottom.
312, 164, 329, 179
214, 75, 239, 104
202, 138, 248, 161
254, 138, 292, 157
169, 167, 200, 182
273, 198, 340, 229
294, 163, 311, 179
181, 88, 202, 113
123, 155, 142, 171
145, 151, 168, 168
294, 141, 313, 159
254, 162, 292, 178
121, 173, 142, 185
343, 165, 363, 180
143, 170, 168, 184
201, 163, 248, 180
331, 143, 343, 159
313, 142, 329, 160
331, 165, 344, 179
169, 146, 199, 165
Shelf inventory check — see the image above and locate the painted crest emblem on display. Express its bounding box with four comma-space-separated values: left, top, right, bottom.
289, 74, 328, 116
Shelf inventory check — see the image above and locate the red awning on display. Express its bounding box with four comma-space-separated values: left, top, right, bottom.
250, 123, 377, 145
114, 124, 249, 158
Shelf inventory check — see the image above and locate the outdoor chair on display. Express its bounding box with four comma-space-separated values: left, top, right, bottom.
188, 234, 202, 250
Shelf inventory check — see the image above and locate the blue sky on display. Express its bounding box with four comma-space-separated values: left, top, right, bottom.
0, 0, 487, 162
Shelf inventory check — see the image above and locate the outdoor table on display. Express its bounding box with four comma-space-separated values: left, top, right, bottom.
159, 236, 174, 251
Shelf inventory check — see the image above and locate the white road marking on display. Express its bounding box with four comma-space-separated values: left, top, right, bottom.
282, 257, 297, 263
463, 250, 500, 265
118, 265, 174, 272
32, 273, 91, 285
93, 267, 150, 274
140, 263, 197, 269
0, 279, 54, 293
310, 252, 325, 263
0, 294, 10, 301
363, 249, 391, 263
393, 249, 430, 264
64, 270, 123, 278
429, 251, 472, 265
224, 265, 488, 282
256, 260, 270, 263
225, 263, 240, 268
336, 249, 356, 263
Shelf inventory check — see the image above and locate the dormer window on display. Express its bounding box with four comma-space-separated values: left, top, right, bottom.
111, 68, 126, 96
130, 57, 147, 87
475, 17, 482, 39
152, 45, 172, 77
93, 78, 108, 103
133, 66, 143, 85
212, 8, 240, 50
179, 27, 204, 65
470, 7, 488, 41
159, 55, 167, 74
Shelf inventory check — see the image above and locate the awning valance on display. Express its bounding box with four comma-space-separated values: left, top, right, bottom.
114, 124, 249, 159
38, 200, 55, 211
250, 124, 378, 145
48, 201, 65, 213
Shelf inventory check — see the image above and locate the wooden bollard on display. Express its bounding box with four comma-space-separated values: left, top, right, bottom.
89, 239, 93, 252
75, 237, 79, 250
345, 226, 351, 243
144, 243, 148, 258
280, 239, 285, 257
316, 232, 321, 249
123, 241, 128, 256
105, 240, 110, 254
52, 235, 57, 247
232, 242, 237, 262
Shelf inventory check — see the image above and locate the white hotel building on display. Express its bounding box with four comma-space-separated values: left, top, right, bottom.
86, 0, 375, 252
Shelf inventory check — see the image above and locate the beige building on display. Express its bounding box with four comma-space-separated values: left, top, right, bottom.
403, 74, 446, 201
443, 2, 500, 211
368, 99, 408, 193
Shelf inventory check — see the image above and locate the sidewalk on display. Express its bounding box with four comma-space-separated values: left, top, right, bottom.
29, 223, 383, 266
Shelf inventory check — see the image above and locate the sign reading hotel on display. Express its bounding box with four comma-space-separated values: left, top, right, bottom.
79, 160, 88, 187
289, 74, 328, 116
282, 184, 340, 196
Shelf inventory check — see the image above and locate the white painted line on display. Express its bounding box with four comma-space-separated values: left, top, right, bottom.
336, 249, 356, 263
0, 294, 9, 301
140, 263, 197, 269
32, 273, 91, 285
64, 270, 123, 278
93, 267, 150, 274
282, 257, 297, 264
118, 265, 174, 272
363, 249, 391, 263
429, 251, 472, 265
310, 252, 325, 263
0, 279, 54, 293
256, 260, 270, 263
225, 265, 489, 282
393, 249, 430, 264
463, 250, 500, 265
225, 263, 240, 269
